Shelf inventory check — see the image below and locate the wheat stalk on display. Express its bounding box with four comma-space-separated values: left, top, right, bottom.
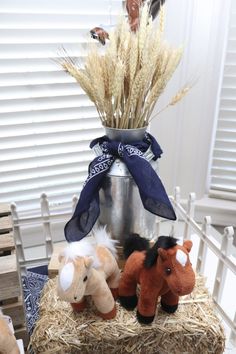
59, 5, 189, 129
150, 85, 192, 122
138, 2, 149, 63
158, 5, 165, 36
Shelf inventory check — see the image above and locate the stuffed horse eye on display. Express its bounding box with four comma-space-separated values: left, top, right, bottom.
165, 267, 171, 275
83, 276, 88, 282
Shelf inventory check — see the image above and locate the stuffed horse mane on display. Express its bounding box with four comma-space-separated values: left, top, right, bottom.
60, 226, 118, 269
124, 233, 178, 268
144, 236, 178, 268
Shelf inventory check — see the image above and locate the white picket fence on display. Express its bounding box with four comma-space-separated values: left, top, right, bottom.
11, 186, 236, 346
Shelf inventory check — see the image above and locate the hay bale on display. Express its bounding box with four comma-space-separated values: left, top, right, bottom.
29, 275, 225, 354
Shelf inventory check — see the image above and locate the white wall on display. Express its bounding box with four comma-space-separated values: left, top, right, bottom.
150, 0, 231, 199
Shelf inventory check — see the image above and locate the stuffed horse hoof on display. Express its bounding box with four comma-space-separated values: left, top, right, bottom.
97, 304, 117, 320
71, 299, 87, 312
57, 226, 120, 320
160, 300, 178, 314
136, 311, 155, 324
119, 234, 195, 325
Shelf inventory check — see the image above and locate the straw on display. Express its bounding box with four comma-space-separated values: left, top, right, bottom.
29, 275, 225, 354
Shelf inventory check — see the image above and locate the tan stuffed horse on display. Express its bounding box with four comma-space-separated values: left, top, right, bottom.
57, 227, 120, 320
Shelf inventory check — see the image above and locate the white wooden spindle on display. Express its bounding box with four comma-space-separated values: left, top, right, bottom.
155, 217, 161, 238
170, 186, 180, 237
183, 192, 196, 240
174, 186, 181, 204
213, 226, 234, 303
72, 194, 79, 214
40, 193, 53, 260
10, 203, 27, 275
196, 216, 211, 274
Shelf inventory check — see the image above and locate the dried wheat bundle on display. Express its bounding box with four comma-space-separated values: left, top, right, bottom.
60, 4, 186, 129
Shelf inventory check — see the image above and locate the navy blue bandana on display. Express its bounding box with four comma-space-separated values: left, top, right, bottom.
64, 133, 176, 242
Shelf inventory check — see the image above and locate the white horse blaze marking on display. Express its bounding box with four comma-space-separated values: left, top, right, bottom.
176, 250, 187, 267
60, 262, 74, 291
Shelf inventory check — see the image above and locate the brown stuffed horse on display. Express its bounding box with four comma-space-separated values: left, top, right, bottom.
119, 234, 195, 324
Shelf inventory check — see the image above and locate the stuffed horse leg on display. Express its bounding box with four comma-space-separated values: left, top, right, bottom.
90, 272, 116, 320
160, 290, 179, 313
119, 234, 150, 310
136, 273, 160, 323
106, 267, 120, 300
118, 253, 141, 310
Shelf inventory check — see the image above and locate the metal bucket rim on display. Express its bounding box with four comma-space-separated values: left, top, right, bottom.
103, 126, 148, 132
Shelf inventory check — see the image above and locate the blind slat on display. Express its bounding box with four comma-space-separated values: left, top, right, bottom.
0, 83, 83, 100
0, 150, 94, 173
0, 13, 116, 29
0, 43, 90, 59
0, 130, 99, 150
0, 161, 90, 183
210, 183, 236, 194
0, 184, 84, 205
217, 119, 236, 130
0, 0, 121, 14
213, 150, 236, 160
0, 96, 94, 113
0, 71, 75, 86
212, 166, 236, 176
0, 58, 84, 73
0, 171, 88, 195
0, 107, 98, 124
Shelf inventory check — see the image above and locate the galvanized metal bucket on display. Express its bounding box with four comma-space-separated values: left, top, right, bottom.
96, 127, 158, 244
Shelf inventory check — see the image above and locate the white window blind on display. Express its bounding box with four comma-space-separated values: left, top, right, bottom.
0, 0, 123, 214
209, 0, 236, 201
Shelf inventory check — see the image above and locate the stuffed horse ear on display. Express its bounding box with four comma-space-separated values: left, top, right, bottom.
158, 248, 168, 261
183, 240, 193, 253
84, 256, 94, 268
59, 250, 94, 267
58, 252, 65, 263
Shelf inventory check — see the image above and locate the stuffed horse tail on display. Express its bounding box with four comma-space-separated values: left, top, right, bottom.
123, 233, 150, 259
92, 225, 118, 258
91, 226, 120, 301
